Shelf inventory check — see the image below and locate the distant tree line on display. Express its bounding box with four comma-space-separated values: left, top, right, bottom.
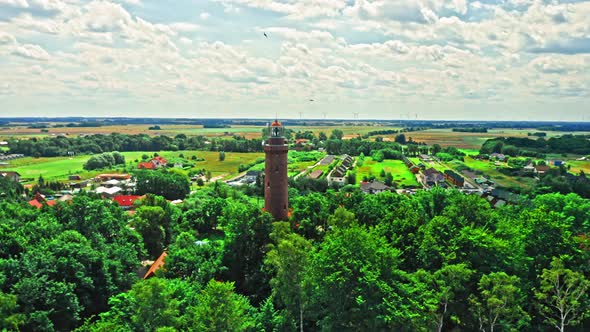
7, 133, 264, 157
452, 127, 488, 133
481, 135, 590, 156
528, 132, 547, 137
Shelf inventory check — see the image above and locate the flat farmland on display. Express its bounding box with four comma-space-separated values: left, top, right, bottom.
393, 128, 590, 150
388, 129, 530, 149
0, 155, 106, 182
0, 150, 264, 183
568, 160, 590, 174
0, 124, 266, 140
355, 158, 420, 188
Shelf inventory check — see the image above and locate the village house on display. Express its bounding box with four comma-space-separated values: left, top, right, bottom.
28, 192, 57, 209
360, 181, 390, 194
419, 154, 434, 162
534, 165, 550, 175
420, 168, 445, 187
95, 186, 123, 198
0, 171, 20, 182
409, 165, 421, 174
95, 173, 131, 182
113, 195, 143, 210
444, 170, 465, 187
523, 164, 535, 173
144, 251, 167, 279
489, 153, 507, 162
243, 170, 260, 184
552, 160, 563, 167
138, 156, 168, 170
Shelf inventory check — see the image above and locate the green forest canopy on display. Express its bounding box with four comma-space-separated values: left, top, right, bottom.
1, 176, 590, 331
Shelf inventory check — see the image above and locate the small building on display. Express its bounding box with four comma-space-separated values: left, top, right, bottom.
0, 171, 20, 182
244, 170, 260, 183
534, 165, 550, 175
360, 181, 390, 194
419, 154, 433, 162
444, 170, 465, 187
68, 175, 82, 181
144, 251, 167, 279
28, 193, 57, 209
341, 155, 353, 167
95, 173, 131, 182
421, 168, 445, 187
331, 165, 347, 178
113, 195, 142, 209
138, 161, 156, 169
70, 180, 89, 189
553, 160, 563, 167
138, 156, 168, 169
58, 194, 74, 202
489, 153, 507, 162
409, 165, 421, 174
523, 164, 535, 173
96, 186, 122, 198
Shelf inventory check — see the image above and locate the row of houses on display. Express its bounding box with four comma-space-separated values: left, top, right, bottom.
0, 154, 24, 161
328, 155, 354, 184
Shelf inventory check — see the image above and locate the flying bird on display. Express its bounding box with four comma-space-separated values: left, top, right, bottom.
263, 32, 268, 38
309, 99, 314, 102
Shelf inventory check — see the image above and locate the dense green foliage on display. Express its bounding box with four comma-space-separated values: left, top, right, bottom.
0, 195, 144, 331
83, 152, 125, 170
2, 176, 590, 331
134, 170, 190, 200
534, 168, 590, 198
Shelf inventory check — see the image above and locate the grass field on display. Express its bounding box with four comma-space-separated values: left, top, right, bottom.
568, 160, 590, 174
355, 158, 420, 188
0, 151, 265, 183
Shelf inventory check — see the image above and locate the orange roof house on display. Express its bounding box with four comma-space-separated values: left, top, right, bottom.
113, 195, 143, 208
138, 162, 156, 169
28, 193, 57, 209
144, 251, 167, 279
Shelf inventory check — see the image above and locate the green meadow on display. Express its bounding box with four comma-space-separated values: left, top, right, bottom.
355, 158, 420, 188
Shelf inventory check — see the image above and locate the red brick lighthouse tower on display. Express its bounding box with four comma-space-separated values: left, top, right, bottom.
264, 120, 289, 220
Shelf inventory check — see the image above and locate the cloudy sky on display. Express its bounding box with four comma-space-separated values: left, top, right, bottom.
0, 0, 589, 121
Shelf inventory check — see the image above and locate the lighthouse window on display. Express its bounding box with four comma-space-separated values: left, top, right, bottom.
275, 165, 279, 173
267, 182, 270, 188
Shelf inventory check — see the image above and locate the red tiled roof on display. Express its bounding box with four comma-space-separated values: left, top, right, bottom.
144, 251, 167, 279
113, 195, 142, 207
295, 139, 309, 145
152, 156, 168, 163
271, 120, 282, 127
28, 199, 43, 209
138, 162, 155, 169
